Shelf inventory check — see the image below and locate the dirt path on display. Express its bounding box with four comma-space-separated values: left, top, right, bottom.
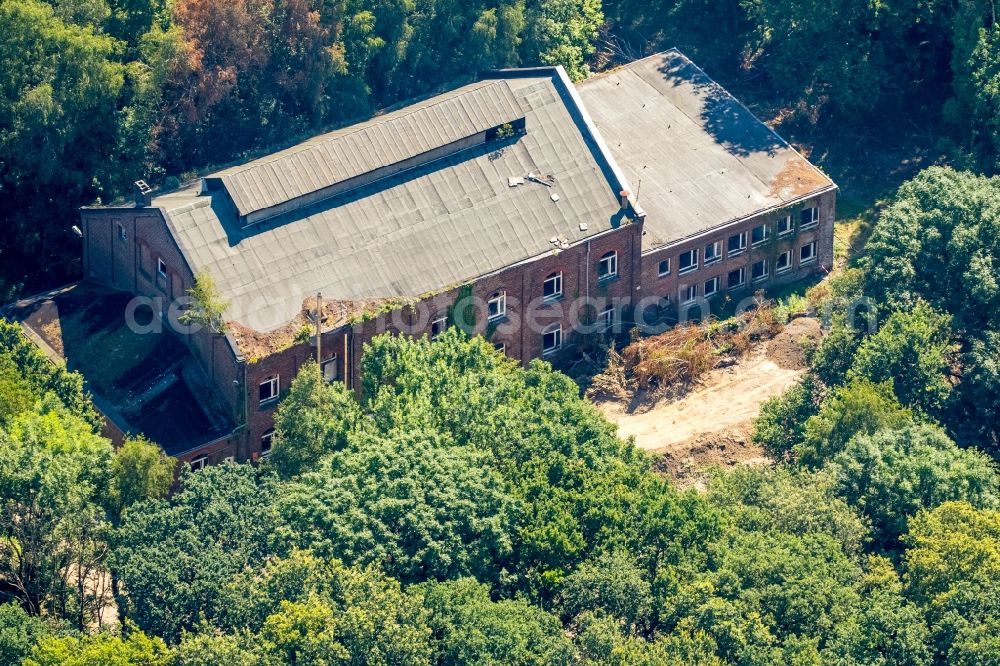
595, 317, 821, 483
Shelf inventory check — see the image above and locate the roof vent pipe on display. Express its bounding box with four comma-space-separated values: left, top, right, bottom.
619, 189, 631, 210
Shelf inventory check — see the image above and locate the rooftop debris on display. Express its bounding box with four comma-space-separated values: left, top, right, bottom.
526, 171, 555, 186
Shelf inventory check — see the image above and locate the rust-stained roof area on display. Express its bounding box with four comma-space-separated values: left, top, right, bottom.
768, 156, 832, 199
577, 50, 836, 248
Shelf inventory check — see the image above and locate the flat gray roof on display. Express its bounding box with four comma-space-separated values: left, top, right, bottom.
151, 70, 629, 332
576, 50, 835, 249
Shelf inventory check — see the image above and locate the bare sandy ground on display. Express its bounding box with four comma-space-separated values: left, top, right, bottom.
595, 317, 821, 484
599, 351, 803, 451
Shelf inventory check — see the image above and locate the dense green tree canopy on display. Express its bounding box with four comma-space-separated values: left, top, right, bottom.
110, 463, 283, 642
902, 502, 1000, 661
826, 425, 1000, 548
752, 374, 817, 458
7, 0, 1000, 628
0, 0, 125, 298
270, 360, 360, 478
277, 429, 519, 585
860, 166, 1000, 447
1, 313, 999, 662
847, 302, 955, 416
24, 628, 170, 666
864, 167, 1000, 331
420, 578, 574, 666
221, 550, 434, 665
798, 379, 915, 468
0, 604, 56, 665
0, 401, 113, 618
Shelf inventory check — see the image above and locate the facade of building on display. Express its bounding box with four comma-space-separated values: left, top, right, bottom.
8, 50, 835, 466
577, 51, 837, 324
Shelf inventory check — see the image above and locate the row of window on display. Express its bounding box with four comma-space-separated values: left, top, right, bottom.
254, 229, 815, 404
492, 306, 616, 358
239, 232, 817, 465
678, 242, 817, 304
659, 207, 819, 278
538, 304, 616, 355
428, 251, 621, 338
258, 357, 338, 406
258, 241, 818, 405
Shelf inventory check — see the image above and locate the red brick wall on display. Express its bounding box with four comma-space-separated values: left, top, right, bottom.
83, 207, 191, 301
346, 219, 643, 367
81, 207, 247, 449
83, 208, 245, 411
637, 190, 836, 323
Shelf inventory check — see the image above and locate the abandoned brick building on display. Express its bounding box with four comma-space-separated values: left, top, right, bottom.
7, 50, 835, 466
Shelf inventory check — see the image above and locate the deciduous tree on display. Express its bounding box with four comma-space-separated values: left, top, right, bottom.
826, 425, 1000, 548
270, 360, 360, 478
111, 463, 284, 642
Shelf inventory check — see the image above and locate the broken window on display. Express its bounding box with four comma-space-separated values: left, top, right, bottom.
261, 429, 275, 457
728, 267, 746, 290
678, 249, 699, 275
431, 316, 447, 339
752, 259, 768, 282
658, 258, 671, 277
801, 207, 820, 229
778, 215, 793, 236
776, 250, 792, 273
189, 456, 208, 471
542, 324, 562, 355
727, 232, 747, 256
704, 241, 722, 264
751, 224, 769, 246
259, 376, 279, 404
321, 356, 338, 383
488, 291, 507, 320
704, 276, 720, 297
598, 251, 618, 281
800, 241, 817, 264
681, 284, 698, 304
